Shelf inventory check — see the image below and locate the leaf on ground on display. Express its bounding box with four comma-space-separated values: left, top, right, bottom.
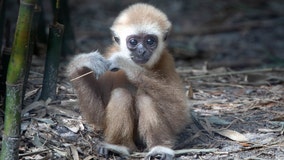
57, 117, 85, 133
33, 117, 56, 125
47, 105, 80, 118
208, 116, 231, 125
258, 127, 283, 133
70, 145, 79, 160
83, 155, 97, 160
22, 101, 45, 116
271, 116, 284, 121
244, 73, 284, 85
214, 129, 248, 142
32, 133, 43, 147
53, 148, 68, 157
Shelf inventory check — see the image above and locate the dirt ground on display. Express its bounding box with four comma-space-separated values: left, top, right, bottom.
1, 0, 284, 159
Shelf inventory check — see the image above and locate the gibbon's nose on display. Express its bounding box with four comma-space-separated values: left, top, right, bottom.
137, 44, 146, 56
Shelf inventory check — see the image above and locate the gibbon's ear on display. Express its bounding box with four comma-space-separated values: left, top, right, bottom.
111, 30, 120, 44
113, 36, 120, 44
163, 31, 169, 41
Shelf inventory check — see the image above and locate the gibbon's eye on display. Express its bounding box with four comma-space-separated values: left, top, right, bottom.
146, 37, 156, 46
129, 38, 138, 46
145, 35, 158, 48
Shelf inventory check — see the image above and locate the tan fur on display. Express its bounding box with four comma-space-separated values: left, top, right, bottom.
111, 3, 171, 35
105, 88, 136, 150
68, 3, 191, 159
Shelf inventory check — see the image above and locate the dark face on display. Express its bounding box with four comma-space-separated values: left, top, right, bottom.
126, 34, 158, 64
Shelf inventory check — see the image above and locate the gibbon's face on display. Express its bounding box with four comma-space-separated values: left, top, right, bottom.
111, 3, 172, 67
126, 34, 158, 64
112, 30, 162, 68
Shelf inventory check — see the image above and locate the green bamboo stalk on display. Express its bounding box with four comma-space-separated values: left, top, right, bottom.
0, 0, 36, 159
40, 0, 64, 100
52, 0, 75, 55
40, 22, 64, 100
22, 3, 40, 105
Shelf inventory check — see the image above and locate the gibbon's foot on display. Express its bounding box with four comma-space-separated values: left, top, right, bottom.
145, 152, 174, 160
97, 143, 130, 159
145, 146, 175, 160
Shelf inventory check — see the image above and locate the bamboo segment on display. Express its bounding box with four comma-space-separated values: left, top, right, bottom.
0, 0, 36, 159
40, 23, 64, 100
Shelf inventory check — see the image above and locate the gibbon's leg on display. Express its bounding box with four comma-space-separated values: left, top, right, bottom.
137, 94, 175, 147
100, 88, 136, 157
136, 94, 175, 159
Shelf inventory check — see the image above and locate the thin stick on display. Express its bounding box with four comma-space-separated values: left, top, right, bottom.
70, 71, 93, 82
19, 149, 50, 157
130, 148, 218, 158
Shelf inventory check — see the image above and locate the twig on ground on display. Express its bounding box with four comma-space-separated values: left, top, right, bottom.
131, 148, 218, 158
19, 149, 50, 157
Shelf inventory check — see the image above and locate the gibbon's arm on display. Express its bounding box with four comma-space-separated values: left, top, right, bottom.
109, 52, 184, 100
67, 51, 111, 80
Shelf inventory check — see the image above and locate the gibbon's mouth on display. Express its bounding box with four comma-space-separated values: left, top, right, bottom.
131, 56, 150, 64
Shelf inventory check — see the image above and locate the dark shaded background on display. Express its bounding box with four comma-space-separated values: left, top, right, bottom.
4, 0, 284, 70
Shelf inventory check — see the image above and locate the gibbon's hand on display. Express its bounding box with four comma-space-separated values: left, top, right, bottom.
69, 51, 111, 79
108, 53, 144, 79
